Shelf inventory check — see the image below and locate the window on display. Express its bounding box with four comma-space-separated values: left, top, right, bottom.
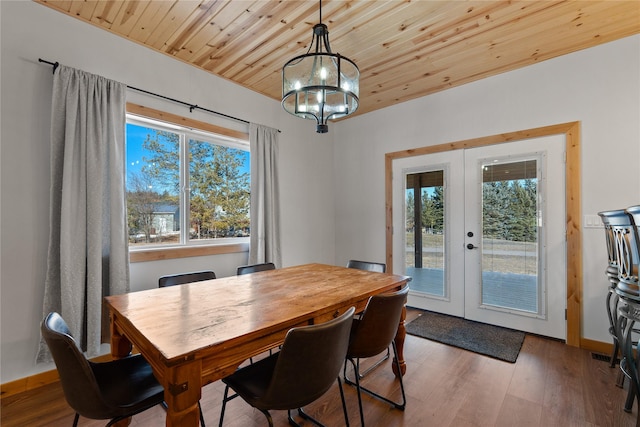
126, 114, 250, 249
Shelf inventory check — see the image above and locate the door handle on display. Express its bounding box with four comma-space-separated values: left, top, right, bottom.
467, 243, 478, 250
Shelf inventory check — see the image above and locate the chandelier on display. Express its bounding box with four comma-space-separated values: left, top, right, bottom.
282, 1, 360, 133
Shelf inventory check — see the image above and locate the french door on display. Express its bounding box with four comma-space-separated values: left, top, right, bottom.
392, 135, 566, 339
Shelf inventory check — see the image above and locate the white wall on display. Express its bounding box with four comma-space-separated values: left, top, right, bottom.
0, 0, 335, 383
333, 34, 640, 344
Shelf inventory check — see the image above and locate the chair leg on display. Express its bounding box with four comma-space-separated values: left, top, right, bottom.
288, 410, 301, 427
622, 316, 639, 413
199, 401, 206, 427
293, 407, 339, 427
357, 347, 390, 378
610, 338, 620, 368
608, 290, 621, 368
628, 345, 640, 415
293, 408, 325, 427
617, 314, 628, 388
346, 358, 366, 427
338, 377, 351, 427
288, 378, 348, 427
618, 368, 627, 388
219, 385, 230, 427
625, 383, 636, 413
72, 413, 79, 427
259, 409, 274, 427
345, 341, 407, 427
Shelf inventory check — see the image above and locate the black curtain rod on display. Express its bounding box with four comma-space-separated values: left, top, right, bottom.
38, 58, 268, 129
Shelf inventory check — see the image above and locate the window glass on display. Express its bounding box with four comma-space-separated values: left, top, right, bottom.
126, 117, 249, 248
188, 139, 250, 241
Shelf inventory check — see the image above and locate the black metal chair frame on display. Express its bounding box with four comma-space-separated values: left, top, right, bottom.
219, 307, 356, 427
220, 386, 345, 427
617, 301, 640, 415
346, 259, 390, 378
343, 285, 409, 427
609, 206, 640, 416
599, 210, 625, 368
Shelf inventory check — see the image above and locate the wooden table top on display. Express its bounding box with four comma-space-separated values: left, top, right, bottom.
105, 263, 410, 364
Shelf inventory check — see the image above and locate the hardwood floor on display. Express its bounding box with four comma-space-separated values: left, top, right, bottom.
2, 309, 636, 426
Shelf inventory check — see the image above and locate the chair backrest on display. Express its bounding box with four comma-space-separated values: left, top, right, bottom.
605, 210, 639, 298
237, 262, 276, 275
347, 259, 386, 273
599, 209, 624, 285
158, 270, 216, 287
625, 205, 640, 289
260, 307, 355, 410
347, 284, 410, 359
41, 312, 113, 419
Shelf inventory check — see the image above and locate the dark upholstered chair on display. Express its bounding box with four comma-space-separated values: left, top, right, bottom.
236, 262, 276, 275
344, 285, 409, 427
346, 259, 389, 378
41, 312, 165, 427
219, 307, 356, 427
346, 259, 386, 273
158, 270, 216, 287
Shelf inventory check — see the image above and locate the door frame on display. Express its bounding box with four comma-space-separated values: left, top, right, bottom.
385, 122, 582, 347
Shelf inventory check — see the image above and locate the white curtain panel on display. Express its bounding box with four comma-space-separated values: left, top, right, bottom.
37, 65, 129, 363
248, 123, 282, 267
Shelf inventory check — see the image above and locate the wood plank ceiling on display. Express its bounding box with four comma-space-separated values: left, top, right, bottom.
34, 1, 640, 118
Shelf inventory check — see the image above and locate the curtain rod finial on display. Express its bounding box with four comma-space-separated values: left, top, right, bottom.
38, 58, 60, 74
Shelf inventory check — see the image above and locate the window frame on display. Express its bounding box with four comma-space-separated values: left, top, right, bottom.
126, 103, 250, 262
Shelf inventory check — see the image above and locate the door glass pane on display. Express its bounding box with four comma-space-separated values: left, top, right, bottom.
481, 160, 538, 313
405, 171, 445, 297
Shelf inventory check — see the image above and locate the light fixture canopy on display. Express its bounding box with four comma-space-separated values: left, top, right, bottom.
282, 2, 359, 134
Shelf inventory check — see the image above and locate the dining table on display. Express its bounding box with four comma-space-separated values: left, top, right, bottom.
104, 263, 411, 426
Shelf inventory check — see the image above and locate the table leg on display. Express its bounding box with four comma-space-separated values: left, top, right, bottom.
110, 316, 133, 426
164, 360, 203, 427
110, 315, 133, 358
392, 305, 407, 377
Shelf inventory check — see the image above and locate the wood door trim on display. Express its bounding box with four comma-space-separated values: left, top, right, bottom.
385, 122, 581, 347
